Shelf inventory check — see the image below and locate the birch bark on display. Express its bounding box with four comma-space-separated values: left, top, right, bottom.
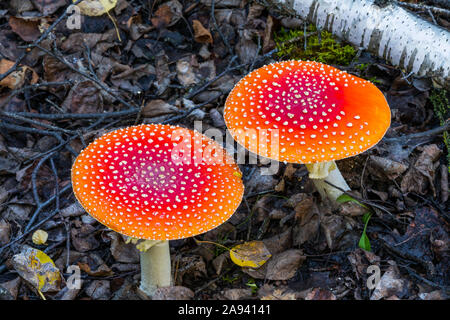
258, 0, 450, 88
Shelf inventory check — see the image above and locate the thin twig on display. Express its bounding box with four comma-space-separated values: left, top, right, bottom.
384, 121, 450, 143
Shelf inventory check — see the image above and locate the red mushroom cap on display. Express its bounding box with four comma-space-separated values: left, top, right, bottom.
224, 60, 391, 163
71, 124, 244, 240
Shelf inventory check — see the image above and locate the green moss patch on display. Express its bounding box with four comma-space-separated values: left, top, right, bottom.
274, 24, 356, 66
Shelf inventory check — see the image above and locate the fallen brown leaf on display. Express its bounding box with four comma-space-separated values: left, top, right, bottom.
62, 80, 103, 114
0, 59, 38, 89
151, 5, 173, 28
71, 225, 100, 252
401, 144, 442, 196
151, 0, 183, 28
265, 249, 305, 280
85, 280, 110, 300
370, 262, 408, 300
292, 200, 320, 247
369, 155, 408, 180
192, 20, 213, 44
305, 288, 337, 300
141, 99, 178, 118
0, 219, 10, 246
108, 232, 140, 263
9, 16, 41, 42
32, 0, 67, 16
243, 249, 305, 281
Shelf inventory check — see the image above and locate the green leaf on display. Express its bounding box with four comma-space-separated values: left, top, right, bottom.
336, 194, 368, 209
337, 195, 373, 252
362, 212, 372, 225
359, 231, 371, 251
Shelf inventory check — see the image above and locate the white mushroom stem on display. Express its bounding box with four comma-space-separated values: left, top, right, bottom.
305, 161, 350, 201
139, 240, 172, 297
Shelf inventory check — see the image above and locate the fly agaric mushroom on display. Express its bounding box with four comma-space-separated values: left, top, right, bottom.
224, 60, 390, 201
71, 124, 244, 296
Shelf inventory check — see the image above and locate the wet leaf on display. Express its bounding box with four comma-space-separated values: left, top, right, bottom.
369, 155, 408, 180
108, 232, 140, 263
401, 144, 442, 196
10, 0, 34, 14
31, 0, 66, 16
78, 262, 113, 277
292, 201, 320, 247
9, 16, 40, 42
151, 0, 183, 28
0, 219, 10, 246
151, 4, 173, 28
243, 249, 305, 280
174, 255, 207, 285
62, 80, 103, 114
85, 280, 110, 300
142, 99, 178, 118
230, 241, 272, 268
265, 249, 305, 280
71, 225, 100, 252
12, 246, 61, 295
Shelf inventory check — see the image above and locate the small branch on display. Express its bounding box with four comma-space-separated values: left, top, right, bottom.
395, 0, 450, 18
383, 121, 450, 143
210, 0, 234, 57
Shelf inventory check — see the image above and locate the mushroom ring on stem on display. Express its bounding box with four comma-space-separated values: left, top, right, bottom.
71, 124, 244, 297
224, 60, 391, 201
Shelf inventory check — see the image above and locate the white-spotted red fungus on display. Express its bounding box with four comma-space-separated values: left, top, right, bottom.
71, 124, 244, 296
224, 60, 391, 201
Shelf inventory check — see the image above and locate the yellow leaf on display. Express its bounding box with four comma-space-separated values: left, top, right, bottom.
32, 229, 48, 245
230, 241, 272, 268
33, 249, 60, 291
74, 0, 117, 16
12, 246, 61, 296
74, 0, 122, 41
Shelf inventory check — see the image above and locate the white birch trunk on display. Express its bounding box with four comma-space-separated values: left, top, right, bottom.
258, 0, 450, 88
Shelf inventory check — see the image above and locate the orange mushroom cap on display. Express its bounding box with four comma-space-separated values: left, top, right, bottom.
71, 124, 244, 240
224, 60, 391, 163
